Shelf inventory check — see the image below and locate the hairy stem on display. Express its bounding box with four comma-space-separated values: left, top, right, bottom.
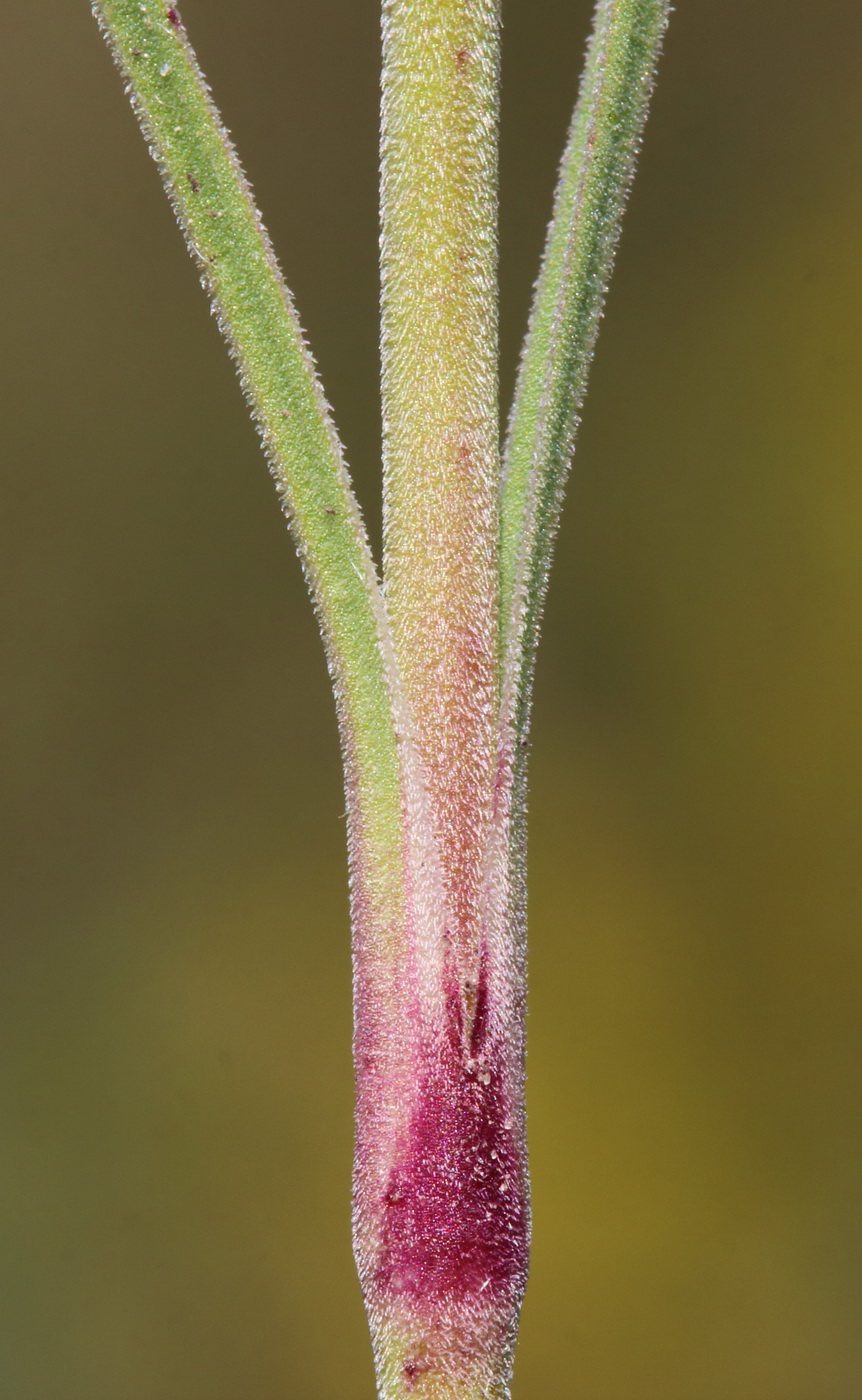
358, 6, 532, 1398
381, 0, 501, 1000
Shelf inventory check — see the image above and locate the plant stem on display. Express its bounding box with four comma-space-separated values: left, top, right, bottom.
381, 0, 501, 1000
93, 3, 671, 1396
356, 7, 532, 1398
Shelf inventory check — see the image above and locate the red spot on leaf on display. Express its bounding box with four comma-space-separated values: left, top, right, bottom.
167, 7, 181, 27
186, 173, 200, 193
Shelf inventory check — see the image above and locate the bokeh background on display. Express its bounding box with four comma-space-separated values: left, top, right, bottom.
2, 2, 862, 1395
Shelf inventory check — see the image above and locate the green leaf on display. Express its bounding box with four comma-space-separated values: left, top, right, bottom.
92, 0, 411, 975
499, 0, 670, 741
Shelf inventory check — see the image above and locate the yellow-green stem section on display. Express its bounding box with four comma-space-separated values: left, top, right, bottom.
93, 0, 408, 962
381, 0, 500, 984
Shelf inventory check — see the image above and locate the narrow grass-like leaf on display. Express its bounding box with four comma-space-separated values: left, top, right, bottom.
92, 0, 413, 1005
499, 0, 670, 738
489, 12, 670, 1238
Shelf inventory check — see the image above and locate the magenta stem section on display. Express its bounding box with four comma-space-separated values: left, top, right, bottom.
353, 887, 529, 1398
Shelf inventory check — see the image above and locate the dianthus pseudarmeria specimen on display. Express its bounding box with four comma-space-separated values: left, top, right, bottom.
92, 2, 670, 1395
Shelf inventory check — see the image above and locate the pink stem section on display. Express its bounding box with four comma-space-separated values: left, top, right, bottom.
352, 720, 528, 1398
354, 963, 528, 1396
365, 1, 529, 1390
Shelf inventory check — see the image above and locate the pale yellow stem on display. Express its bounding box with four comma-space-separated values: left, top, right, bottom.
381, 0, 500, 997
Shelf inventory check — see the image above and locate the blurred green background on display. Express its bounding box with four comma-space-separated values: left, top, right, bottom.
2, 2, 862, 1395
